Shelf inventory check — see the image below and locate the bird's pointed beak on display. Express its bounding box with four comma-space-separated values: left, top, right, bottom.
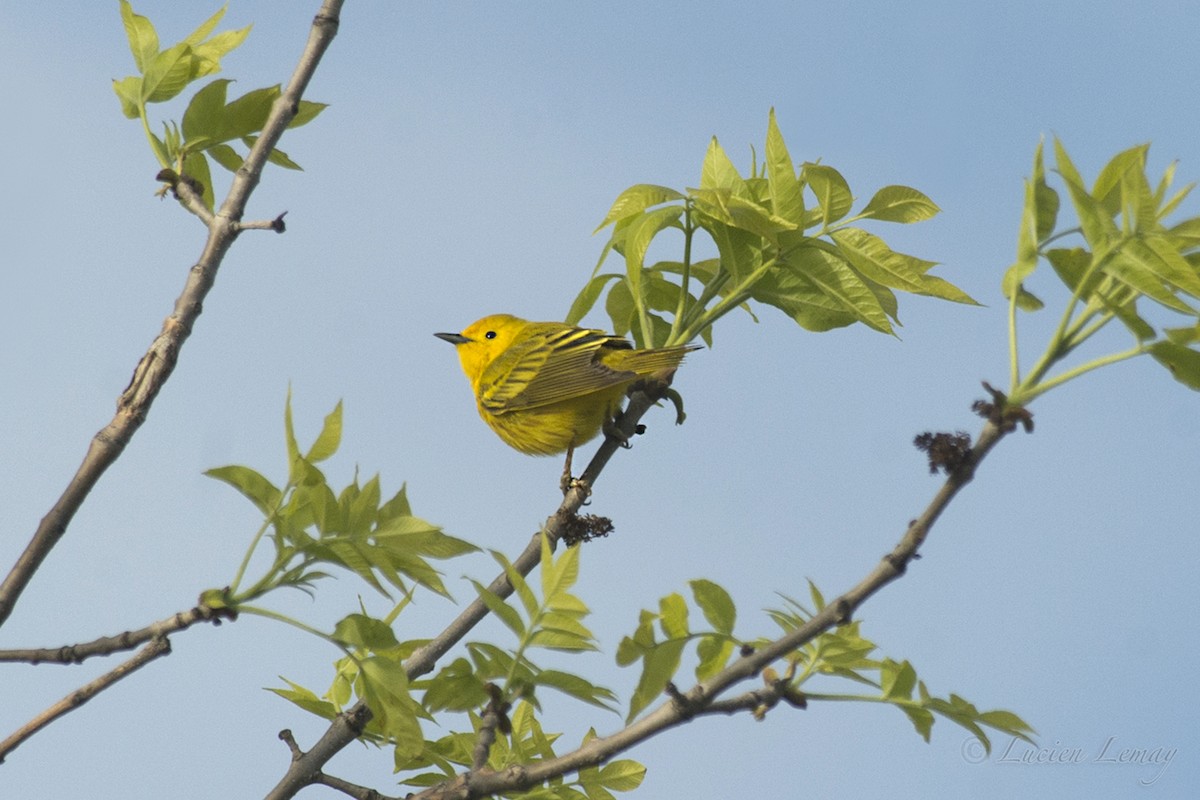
434, 331, 470, 345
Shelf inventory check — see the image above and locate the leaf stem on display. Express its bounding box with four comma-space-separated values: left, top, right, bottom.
1016, 343, 1146, 404
228, 489, 290, 595
669, 204, 696, 342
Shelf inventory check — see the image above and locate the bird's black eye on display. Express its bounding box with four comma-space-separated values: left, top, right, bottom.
485, 330, 497, 339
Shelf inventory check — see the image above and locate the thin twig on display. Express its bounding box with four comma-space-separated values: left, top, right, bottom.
0, 636, 171, 763
0, 604, 230, 664
0, 0, 342, 629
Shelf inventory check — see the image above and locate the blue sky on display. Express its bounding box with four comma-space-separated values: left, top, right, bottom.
2, 2, 1196, 798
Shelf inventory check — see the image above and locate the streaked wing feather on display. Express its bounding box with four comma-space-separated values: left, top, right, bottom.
480, 326, 634, 412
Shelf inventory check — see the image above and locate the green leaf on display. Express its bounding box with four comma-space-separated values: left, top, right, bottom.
1031, 141, 1060, 242
880, 659, 918, 700
859, 185, 940, 223
182, 150, 214, 211
566, 273, 623, 326
421, 657, 489, 712
1046, 248, 1155, 340
119, 0, 160, 73
1093, 143, 1148, 216
306, 400, 343, 462
112, 76, 143, 120
535, 670, 618, 711
204, 464, 281, 515
807, 581, 825, 612
288, 100, 328, 129
542, 535, 580, 599
258, 140, 304, 170
1148, 341, 1200, 389
1054, 138, 1118, 248
1164, 322, 1200, 345
142, 43, 198, 104
598, 760, 646, 792
193, 25, 253, 73
626, 638, 686, 722
899, 705, 935, 743
1107, 242, 1196, 313
1142, 236, 1200, 301
658, 593, 689, 638
831, 228, 977, 304
360, 657, 423, 756
605, 277, 635, 336
529, 629, 598, 652
221, 85, 280, 140
803, 163, 853, 226
695, 635, 735, 680
377, 483, 414, 521
623, 206, 684, 327
699, 137, 746, 192
695, 212, 763, 284
689, 579, 735, 634
470, 580, 525, 637
269, 678, 339, 721
284, 388, 302, 481
333, 613, 400, 651
790, 246, 893, 333
764, 108, 804, 224
594, 184, 685, 233
182, 78, 231, 144
183, 3, 227, 46
208, 143, 243, 172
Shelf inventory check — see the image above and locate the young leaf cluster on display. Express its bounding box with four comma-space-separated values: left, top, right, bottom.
569, 109, 975, 348
1003, 139, 1200, 403
402, 703, 646, 800
396, 537, 627, 794
112, 2, 326, 210
765, 585, 1035, 754
617, 579, 739, 721
618, 579, 1033, 754
202, 393, 476, 614
204, 394, 476, 754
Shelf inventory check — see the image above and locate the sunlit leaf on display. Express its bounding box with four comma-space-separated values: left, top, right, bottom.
119, 0, 159, 73
859, 185, 940, 223
594, 184, 685, 233
764, 108, 804, 224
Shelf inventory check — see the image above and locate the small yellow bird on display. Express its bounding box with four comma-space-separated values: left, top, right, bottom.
436, 314, 697, 477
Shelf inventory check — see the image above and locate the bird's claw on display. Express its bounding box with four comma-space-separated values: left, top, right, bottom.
602, 418, 632, 449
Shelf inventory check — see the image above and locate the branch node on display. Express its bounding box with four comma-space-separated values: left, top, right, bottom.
913, 430, 974, 476
883, 552, 909, 575
278, 729, 304, 760
973, 381, 1034, 433
833, 598, 853, 625
558, 513, 614, 547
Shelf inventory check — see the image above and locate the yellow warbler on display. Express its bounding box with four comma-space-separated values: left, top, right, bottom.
435, 314, 697, 461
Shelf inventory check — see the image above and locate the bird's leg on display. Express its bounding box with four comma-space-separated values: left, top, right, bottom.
560, 445, 594, 501
559, 446, 575, 494
603, 407, 644, 449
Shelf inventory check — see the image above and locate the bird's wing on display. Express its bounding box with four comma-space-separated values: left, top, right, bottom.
479, 325, 635, 413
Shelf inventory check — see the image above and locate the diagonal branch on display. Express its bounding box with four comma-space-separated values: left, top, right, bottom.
0, 636, 171, 763
0, 0, 345, 629
401, 420, 1009, 800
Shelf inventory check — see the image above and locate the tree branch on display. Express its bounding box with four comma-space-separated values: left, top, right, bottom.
398, 420, 1009, 800
0, 636, 171, 763
0, 603, 231, 664
0, 0, 345, 629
